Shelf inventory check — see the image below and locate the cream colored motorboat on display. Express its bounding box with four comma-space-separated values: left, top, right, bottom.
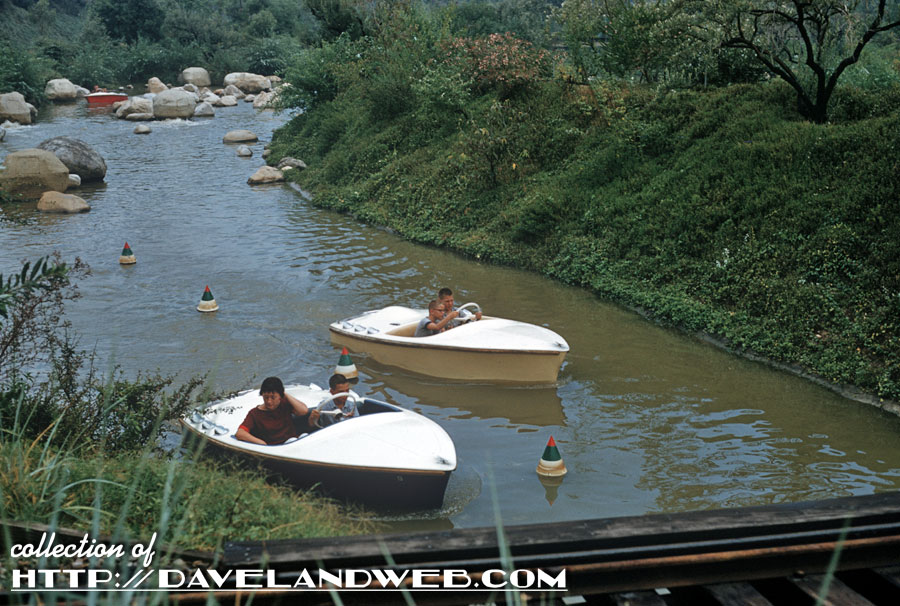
329, 305, 569, 383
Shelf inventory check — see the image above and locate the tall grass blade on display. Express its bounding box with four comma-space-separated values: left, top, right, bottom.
815, 516, 852, 606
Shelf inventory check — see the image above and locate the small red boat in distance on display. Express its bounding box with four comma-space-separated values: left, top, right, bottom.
85, 90, 129, 106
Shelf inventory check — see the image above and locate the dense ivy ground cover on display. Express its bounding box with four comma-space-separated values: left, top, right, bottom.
272, 79, 900, 402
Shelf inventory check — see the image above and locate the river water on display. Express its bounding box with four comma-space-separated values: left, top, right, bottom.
2, 101, 899, 531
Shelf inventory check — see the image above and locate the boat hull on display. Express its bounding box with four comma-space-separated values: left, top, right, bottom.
180, 386, 456, 511
191, 434, 452, 510
85, 92, 129, 105
331, 328, 566, 383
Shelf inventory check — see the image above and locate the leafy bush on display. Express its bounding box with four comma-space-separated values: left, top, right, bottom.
0, 41, 51, 102
441, 33, 552, 97
281, 34, 360, 112
90, 0, 164, 44
245, 36, 302, 77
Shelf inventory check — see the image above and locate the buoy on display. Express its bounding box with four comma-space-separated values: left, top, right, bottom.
119, 242, 136, 265
536, 436, 567, 477
197, 285, 219, 312
335, 347, 358, 384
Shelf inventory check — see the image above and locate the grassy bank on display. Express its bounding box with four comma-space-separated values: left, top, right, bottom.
0, 255, 375, 557
0, 435, 374, 553
271, 76, 900, 403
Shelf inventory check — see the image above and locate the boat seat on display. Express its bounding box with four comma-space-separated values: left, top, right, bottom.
357, 399, 398, 416
385, 322, 419, 337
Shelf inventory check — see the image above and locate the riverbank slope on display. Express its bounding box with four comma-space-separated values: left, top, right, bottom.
271, 79, 900, 406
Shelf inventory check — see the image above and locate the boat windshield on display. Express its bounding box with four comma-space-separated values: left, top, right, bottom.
357, 399, 399, 416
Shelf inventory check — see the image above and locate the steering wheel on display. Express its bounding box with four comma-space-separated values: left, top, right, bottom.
313, 392, 361, 427
455, 302, 482, 323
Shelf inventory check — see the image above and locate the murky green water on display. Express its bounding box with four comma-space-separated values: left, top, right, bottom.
2, 101, 899, 531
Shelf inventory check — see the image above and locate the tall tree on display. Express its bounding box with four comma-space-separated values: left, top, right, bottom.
555, 0, 707, 84
691, 0, 900, 123
303, 0, 368, 40
91, 0, 165, 43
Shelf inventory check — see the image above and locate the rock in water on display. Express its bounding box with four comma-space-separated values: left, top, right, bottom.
223, 129, 258, 143
37, 137, 108, 182
0, 149, 70, 198
247, 166, 284, 184
37, 191, 91, 213
152, 89, 196, 119
0, 92, 33, 124
180, 67, 211, 87
45, 78, 78, 101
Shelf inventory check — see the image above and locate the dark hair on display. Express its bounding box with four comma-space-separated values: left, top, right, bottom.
260, 376, 285, 396
438, 287, 453, 298
329, 373, 349, 389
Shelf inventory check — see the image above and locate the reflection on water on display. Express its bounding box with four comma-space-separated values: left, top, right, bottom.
538, 475, 564, 506
1, 101, 900, 531
364, 363, 566, 427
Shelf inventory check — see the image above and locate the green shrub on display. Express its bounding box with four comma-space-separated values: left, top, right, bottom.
0, 42, 51, 103
283, 71, 900, 401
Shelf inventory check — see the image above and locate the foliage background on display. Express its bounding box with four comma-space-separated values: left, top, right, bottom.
267, 1, 900, 402
2, 0, 900, 433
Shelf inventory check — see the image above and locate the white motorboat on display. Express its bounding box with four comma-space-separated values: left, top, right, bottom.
329, 304, 569, 383
181, 384, 457, 510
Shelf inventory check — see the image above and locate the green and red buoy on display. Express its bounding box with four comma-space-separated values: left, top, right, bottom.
119, 242, 136, 265
334, 347, 358, 383
536, 435, 567, 477
197, 285, 219, 312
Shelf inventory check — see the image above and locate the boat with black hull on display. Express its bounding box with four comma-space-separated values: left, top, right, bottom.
182, 384, 457, 510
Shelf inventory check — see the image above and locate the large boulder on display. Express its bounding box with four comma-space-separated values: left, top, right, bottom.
134, 124, 151, 134
223, 72, 271, 93
37, 137, 107, 183
0, 92, 33, 125
125, 113, 154, 121
277, 157, 307, 171
45, 78, 78, 101
236, 145, 252, 157
247, 166, 284, 184
152, 89, 196, 119
115, 96, 153, 119
252, 90, 276, 109
223, 84, 245, 99
215, 95, 237, 107
193, 102, 215, 117
223, 129, 258, 143
37, 191, 90, 214
147, 77, 168, 94
0, 149, 69, 198
180, 67, 211, 87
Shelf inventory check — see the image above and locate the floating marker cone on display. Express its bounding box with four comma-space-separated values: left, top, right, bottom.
196, 285, 219, 312
536, 436, 567, 477
335, 347, 359, 384
119, 242, 136, 265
